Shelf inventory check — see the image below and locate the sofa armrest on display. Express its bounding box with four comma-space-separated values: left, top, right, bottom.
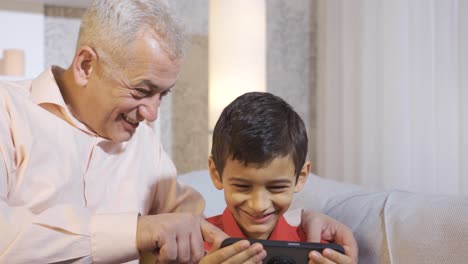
312, 189, 468, 264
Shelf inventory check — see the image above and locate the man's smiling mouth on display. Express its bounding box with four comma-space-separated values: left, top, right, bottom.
121, 113, 139, 127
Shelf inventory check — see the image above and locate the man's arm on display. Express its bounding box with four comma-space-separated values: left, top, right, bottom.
0, 200, 142, 263
0, 202, 92, 262
149, 148, 205, 215
136, 146, 207, 263
0, 89, 89, 262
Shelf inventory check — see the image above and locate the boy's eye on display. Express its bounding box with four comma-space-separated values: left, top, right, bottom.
268, 186, 289, 192
232, 184, 250, 189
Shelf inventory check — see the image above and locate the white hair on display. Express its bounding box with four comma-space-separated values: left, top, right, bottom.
77, 0, 185, 74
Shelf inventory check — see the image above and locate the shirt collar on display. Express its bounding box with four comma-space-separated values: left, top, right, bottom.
221, 208, 247, 238
268, 214, 303, 241
30, 67, 98, 136
31, 66, 67, 107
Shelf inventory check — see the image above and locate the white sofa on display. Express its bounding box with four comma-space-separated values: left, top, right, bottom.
178, 170, 468, 264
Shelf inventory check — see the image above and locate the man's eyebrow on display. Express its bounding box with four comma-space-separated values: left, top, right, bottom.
135, 80, 176, 92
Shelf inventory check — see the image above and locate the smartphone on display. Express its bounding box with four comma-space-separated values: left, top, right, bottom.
221, 237, 345, 264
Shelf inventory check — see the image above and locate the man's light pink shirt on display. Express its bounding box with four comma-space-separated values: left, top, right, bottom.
0, 68, 204, 263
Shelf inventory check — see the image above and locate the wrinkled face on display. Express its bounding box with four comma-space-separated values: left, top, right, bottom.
83, 34, 181, 142
209, 156, 308, 239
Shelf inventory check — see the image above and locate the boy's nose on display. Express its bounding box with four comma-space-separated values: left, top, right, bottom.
248, 191, 271, 213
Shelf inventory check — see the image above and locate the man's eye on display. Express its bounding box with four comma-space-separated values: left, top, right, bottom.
159, 88, 172, 99
134, 88, 151, 97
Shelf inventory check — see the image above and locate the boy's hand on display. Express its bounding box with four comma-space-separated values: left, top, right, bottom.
300, 210, 358, 263
200, 239, 266, 264
200, 220, 267, 263
308, 247, 355, 264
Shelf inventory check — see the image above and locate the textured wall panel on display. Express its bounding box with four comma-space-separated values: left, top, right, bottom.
44, 5, 84, 68
172, 35, 209, 173
163, 0, 209, 173
267, 0, 317, 171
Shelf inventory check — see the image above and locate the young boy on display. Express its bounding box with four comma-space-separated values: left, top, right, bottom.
206, 92, 352, 263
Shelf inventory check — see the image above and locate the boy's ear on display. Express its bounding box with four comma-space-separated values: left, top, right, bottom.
72, 46, 98, 87
208, 156, 224, 190
294, 161, 311, 193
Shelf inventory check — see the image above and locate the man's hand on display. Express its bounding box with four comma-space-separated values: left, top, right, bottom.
136, 213, 206, 263
300, 210, 358, 264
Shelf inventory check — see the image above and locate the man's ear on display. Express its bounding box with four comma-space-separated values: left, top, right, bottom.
294, 161, 311, 193
72, 46, 98, 87
208, 156, 224, 190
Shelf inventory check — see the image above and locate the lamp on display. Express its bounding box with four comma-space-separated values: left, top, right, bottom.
208, 0, 266, 132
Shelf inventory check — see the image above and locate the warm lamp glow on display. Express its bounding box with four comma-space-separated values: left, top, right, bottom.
209, 0, 266, 131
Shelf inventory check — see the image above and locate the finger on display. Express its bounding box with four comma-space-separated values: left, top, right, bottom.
301, 210, 358, 261
204, 240, 250, 262
190, 228, 205, 263
207, 241, 265, 263
223, 243, 266, 264
343, 245, 358, 263
176, 233, 191, 263
157, 234, 177, 263
301, 209, 325, 242
322, 248, 354, 264
200, 218, 229, 250
333, 227, 358, 261
308, 250, 332, 264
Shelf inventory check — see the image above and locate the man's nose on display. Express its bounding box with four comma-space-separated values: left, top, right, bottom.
138, 95, 160, 122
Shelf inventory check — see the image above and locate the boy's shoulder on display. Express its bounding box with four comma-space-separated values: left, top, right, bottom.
206, 213, 224, 230
270, 215, 307, 242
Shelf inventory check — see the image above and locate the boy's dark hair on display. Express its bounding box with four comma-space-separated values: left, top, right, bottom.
211, 92, 308, 178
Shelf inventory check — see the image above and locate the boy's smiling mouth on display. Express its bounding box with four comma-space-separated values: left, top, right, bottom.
241, 209, 277, 224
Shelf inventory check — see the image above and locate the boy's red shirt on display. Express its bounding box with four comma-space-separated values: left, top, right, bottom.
204, 208, 306, 251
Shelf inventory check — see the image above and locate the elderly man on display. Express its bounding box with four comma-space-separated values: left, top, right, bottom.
0, 0, 357, 263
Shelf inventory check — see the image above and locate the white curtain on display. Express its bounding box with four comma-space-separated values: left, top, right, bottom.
316, 0, 468, 195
